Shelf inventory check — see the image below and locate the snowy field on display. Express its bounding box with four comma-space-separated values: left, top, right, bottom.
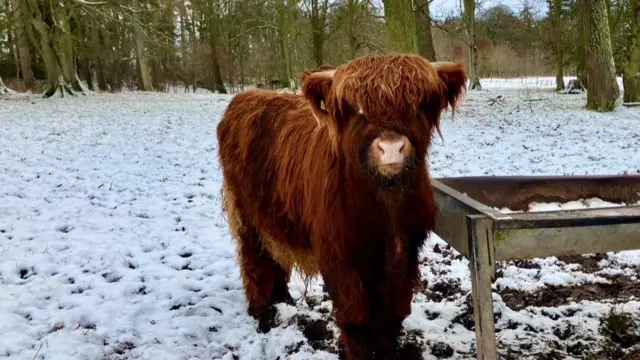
1, 78, 639, 360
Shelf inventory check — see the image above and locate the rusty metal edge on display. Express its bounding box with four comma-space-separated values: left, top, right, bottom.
431, 179, 513, 220
434, 174, 640, 212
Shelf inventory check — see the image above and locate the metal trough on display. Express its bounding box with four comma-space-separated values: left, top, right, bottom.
431, 175, 640, 360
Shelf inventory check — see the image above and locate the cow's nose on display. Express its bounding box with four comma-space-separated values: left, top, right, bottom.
374, 136, 410, 165
377, 139, 406, 155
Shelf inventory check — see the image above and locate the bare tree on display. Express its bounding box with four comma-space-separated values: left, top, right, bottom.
25, 0, 78, 97
464, 0, 481, 89
132, 0, 154, 91
89, 16, 108, 91
207, 0, 227, 93
305, 0, 330, 67
548, 0, 564, 90
578, 0, 620, 111
576, 0, 588, 88
12, 0, 36, 90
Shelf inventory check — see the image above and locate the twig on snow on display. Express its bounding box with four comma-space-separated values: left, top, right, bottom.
32, 342, 43, 360
487, 95, 504, 106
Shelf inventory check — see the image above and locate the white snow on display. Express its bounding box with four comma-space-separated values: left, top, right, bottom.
1, 77, 639, 359
496, 197, 640, 214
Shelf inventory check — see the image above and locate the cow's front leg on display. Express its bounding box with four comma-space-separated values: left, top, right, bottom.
320, 263, 374, 360
372, 244, 422, 359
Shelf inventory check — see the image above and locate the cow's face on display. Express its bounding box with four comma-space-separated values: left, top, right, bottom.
302, 55, 467, 187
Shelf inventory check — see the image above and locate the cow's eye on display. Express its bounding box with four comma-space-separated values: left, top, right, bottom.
352, 104, 362, 115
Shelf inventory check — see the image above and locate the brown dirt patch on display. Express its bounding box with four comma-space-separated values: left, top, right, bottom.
294, 314, 335, 352
556, 253, 608, 274
500, 276, 640, 311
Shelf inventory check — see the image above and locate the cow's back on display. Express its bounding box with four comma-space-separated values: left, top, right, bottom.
216, 90, 314, 245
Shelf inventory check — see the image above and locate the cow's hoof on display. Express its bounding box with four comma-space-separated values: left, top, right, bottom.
249, 305, 279, 333
271, 288, 295, 306
373, 350, 399, 360
279, 291, 295, 306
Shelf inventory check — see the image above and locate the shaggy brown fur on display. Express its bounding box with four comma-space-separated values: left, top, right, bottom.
217, 54, 467, 359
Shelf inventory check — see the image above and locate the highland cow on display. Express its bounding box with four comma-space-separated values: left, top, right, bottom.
217, 54, 467, 359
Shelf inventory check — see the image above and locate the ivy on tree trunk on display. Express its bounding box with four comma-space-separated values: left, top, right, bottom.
578, 0, 620, 112
623, 0, 640, 103
382, 0, 418, 54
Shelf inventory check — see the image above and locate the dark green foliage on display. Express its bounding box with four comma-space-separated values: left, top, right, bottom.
0, 0, 633, 92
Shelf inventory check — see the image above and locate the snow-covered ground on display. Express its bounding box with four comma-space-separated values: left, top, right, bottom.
1, 78, 639, 360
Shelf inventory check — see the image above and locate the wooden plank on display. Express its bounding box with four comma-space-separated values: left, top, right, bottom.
468, 216, 498, 360
495, 205, 640, 230
434, 192, 470, 257
433, 180, 506, 258
494, 222, 640, 261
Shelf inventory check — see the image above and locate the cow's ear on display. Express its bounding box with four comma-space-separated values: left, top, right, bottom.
302, 69, 338, 138
300, 65, 335, 85
432, 61, 467, 113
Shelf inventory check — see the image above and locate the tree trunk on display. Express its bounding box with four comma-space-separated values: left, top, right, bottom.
382, 0, 418, 53
132, 0, 154, 91
12, 0, 36, 90
55, 12, 84, 92
549, 0, 565, 90
90, 17, 108, 91
310, 0, 327, 67
346, 0, 359, 59
79, 59, 94, 91
464, 0, 481, 89
208, 0, 227, 93
577, 2, 588, 88
623, 0, 640, 103
27, 0, 74, 98
239, 54, 245, 91
276, 0, 294, 87
414, 0, 436, 61
578, 0, 620, 111
178, 1, 190, 90
75, 16, 93, 91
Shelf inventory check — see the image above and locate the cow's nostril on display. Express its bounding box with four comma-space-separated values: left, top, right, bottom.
378, 140, 405, 155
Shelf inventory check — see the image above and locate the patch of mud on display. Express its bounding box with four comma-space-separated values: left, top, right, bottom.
398, 329, 426, 360
451, 294, 502, 332
293, 314, 335, 352
556, 253, 608, 274
429, 340, 454, 358
500, 276, 640, 311
426, 279, 465, 302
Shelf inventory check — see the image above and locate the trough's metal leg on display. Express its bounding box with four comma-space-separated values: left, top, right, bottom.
468, 216, 497, 360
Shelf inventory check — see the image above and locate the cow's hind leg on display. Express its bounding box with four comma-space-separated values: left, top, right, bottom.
222, 185, 293, 332
237, 225, 294, 332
